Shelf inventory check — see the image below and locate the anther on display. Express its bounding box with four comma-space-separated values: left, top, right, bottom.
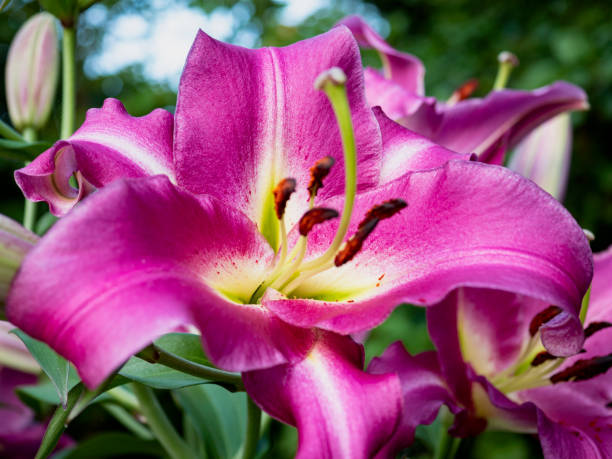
529, 306, 563, 336
362, 199, 407, 225
584, 321, 612, 339
334, 218, 378, 267
299, 207, 339, 236
531, 351, 556, 367
308, 156, 335, 198
334, 199, 407, 267
550, 353, 612, 383
448, 79, 479, 105
273, 178, 296, 219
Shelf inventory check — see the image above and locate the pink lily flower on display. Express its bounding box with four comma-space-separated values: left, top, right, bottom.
8, 27, 592, 457
338, 16, 588, 164
372, 247, 611, 457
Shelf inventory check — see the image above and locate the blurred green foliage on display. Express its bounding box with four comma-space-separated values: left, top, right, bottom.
0, 1, 610, 457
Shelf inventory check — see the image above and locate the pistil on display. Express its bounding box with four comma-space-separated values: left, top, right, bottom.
493, 51, 519, 90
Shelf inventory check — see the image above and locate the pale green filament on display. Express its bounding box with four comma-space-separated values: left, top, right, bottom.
298, 80, 357, 272
493, 52, 518, 90
579, 285, 591, 324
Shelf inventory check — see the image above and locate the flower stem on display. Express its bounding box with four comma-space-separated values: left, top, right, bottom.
434, 408, 460, 459
242, 396, 262, 459
61, 25, 77, 139
131, 383, 196, 459
35, 383, 84, 459
21, 127, 37, 231
137, 343, 244, 389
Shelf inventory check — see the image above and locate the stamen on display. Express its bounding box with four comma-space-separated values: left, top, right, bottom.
271, 208, 339, 291
447, 78, 479, 105
273, 178, 296, 220
585, 321, 612, 339
334, 219, 378, 267
299, 208, 339, 236
308, 156, 335, 199
550, 353, 612, 383
335, 199, 407, 267
531, 351, 556, 367
529, 306, 562, 336
493, 51, 519, 90
362, 199, 408, 223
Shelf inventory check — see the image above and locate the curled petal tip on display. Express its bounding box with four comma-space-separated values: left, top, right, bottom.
497, 51, 519, 67
314, 67, 347, 90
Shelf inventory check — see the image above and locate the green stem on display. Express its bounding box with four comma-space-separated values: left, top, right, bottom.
137, 344, 244, 389
434, 408, 460, 459
61, 25, 77, 139
103, 402, 154, 440
21, 127, 37, 231
131, 383, 196, 459
0, 118, 23, 141
35, 383, 84, 459
242, 396, 262, 459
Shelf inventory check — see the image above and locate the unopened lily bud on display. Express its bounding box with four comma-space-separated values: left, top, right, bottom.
5, 12, 59, 131
0, 215, 38, 315
508, 113, 572, 201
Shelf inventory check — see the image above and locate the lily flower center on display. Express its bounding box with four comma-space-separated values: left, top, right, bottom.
248, 67, 406, 304
490, 306, 612, 396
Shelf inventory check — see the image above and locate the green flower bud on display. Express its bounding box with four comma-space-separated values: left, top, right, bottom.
5, 12, 60, 131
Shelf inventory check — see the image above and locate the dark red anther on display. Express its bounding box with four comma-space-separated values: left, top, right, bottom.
273, 178, 297, 219
531, 351, 557, 367
529, 306, 563, 336
298, 207, 339, 236
550, 353, 612, 384
585, 321, 612, 339
307, 156, 335, 198
452, 78, 479, 102
334, 219, 378, 267
362, 199, 407, 226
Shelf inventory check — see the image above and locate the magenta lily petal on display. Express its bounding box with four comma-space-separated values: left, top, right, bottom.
15, 98, 175, 216
7, 176, 314, 387
528, 382, 612, 459
363, 69, 588, 164
400, 82, 587, 163
337, 15, 425, 95
243, 332, 402, 459
587, 246, 612, 322
368, 343, 458, 457
364, 68, 431, 121
265, 160, 592, 335
173, 27, 381, 246
508, 113, 573, 201
375, 107, 472, 183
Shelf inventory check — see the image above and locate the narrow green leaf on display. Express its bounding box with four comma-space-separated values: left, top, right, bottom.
154, 332, 212, 366
174, 385, 247, 459
53, 432, 163, 459
118, 356, 211, 389
12, 329, 80, 406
